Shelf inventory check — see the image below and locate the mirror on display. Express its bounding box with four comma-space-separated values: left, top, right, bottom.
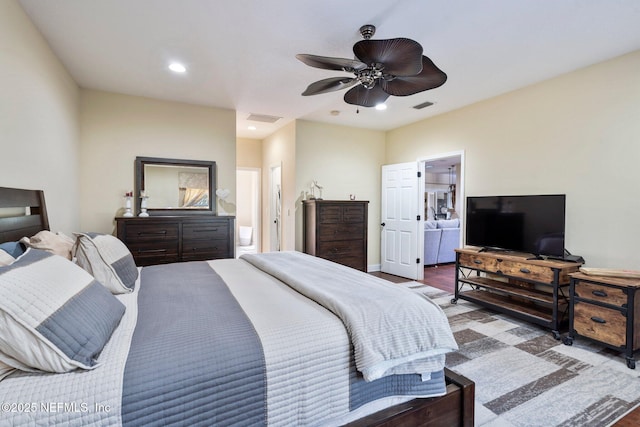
135, 156, 216, 215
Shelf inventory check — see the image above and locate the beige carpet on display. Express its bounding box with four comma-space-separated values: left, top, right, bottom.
400, 282, 640, 427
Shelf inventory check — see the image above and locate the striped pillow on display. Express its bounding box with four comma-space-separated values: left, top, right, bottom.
0, 249, 125, 373
74, 232, 138, 294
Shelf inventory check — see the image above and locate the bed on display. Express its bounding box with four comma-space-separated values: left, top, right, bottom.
0, 186, 474, 426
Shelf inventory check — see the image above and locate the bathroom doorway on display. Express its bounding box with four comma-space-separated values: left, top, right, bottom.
236, 168, 260, 257
269, 164, 282, 252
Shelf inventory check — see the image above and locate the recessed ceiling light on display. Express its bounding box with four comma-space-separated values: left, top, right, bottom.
375, 103, 387, 111
168, 62, 186, 73
248, 125, 257, 131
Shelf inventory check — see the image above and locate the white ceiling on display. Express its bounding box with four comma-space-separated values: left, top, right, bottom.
18, 0, 640, 139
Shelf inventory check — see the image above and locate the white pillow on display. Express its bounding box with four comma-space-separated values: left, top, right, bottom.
0, 249, 126, 373
20, 230, 75, 260
74, 232, 138, 294
0, 250, 15, 267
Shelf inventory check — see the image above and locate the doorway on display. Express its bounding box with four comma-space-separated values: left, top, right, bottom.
379, 151, 464, 281
269, 164, 282, 252
236, 168, 260, 257
420, 151, 464, 276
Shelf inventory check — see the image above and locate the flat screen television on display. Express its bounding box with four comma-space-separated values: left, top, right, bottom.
465, 194, 566, 257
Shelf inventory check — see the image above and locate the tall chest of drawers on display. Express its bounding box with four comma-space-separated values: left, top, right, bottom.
115, 216, 235, 266
303, 200, 368, 271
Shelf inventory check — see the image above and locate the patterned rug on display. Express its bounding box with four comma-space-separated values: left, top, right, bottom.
400, 282, 640, 427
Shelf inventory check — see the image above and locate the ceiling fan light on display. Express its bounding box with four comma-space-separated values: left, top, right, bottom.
375, 103, 387, 110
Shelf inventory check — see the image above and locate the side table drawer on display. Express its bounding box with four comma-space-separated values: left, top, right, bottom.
573, 301, 627, 347
575, 281, 627, 307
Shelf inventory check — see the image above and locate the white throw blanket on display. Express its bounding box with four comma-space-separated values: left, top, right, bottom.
241, 251, 458, 381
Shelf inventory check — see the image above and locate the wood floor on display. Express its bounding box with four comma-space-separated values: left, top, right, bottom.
373, 263, 640, 425
371, 263, 456, 293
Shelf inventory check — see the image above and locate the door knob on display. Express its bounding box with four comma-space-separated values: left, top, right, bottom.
381, 222, 386, 227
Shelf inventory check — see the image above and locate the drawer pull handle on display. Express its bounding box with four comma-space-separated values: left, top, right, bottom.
592, 290, 608, 297
137, 249, 167, 254
473, 260, 482, 264
520, 268, 531, 274
138, 231, 167, 236
590, 316, 606, 324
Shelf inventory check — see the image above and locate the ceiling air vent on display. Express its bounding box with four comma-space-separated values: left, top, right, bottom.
246, 113, 282, 123
412, 101, 434, 110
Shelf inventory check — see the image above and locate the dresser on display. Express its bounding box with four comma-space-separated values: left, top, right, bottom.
563, 272, 640, 369
115, 216, 235, 266
303, 200, 368, 271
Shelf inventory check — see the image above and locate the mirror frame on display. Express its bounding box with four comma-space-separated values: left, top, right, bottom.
135, 156, 217, 216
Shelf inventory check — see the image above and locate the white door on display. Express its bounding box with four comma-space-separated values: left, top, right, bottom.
269, 165, 282, 251
381, 162, 421, 279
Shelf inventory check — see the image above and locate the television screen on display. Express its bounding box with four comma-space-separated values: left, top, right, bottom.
465, 194, 566, 257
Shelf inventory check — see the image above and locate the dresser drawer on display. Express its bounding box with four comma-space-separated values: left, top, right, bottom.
318, 239, 364, 259
575, 281, 627, 307
182, 240, 229, 261
573, 301, 627, 347
318, 204, 365, 224
182, 222, 229, 241
124, 223, 179, 242
317, 223, 365, 242
127, 241, 179, 266
342, 205, 365, 223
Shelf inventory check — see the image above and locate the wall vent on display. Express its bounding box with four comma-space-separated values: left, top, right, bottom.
412, 101, 434, 110
247, 113, 282, 123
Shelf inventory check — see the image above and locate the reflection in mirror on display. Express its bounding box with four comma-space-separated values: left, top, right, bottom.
135, 157, 216, 215
144, 164, 209, 209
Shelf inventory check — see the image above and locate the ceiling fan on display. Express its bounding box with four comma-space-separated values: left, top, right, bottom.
296, 25, 447, 108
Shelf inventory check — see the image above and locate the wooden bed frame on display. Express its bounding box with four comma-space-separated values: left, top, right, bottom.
0, 186, 474, 427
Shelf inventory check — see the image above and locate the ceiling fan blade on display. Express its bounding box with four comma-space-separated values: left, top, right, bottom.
301, 77, 357, 96
296, 54, 367, 72
353, 38, 423, 76
381, 56, 447, 96
344, 83, 390, 107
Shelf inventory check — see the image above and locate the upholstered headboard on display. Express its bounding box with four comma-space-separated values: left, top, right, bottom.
0, 187, 49, 243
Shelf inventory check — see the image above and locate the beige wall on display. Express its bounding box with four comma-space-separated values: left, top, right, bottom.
295, 120, 386, 268
0, 0, 80, 234
387, 50, 640, 269
79, 90, 236, 233
237, 137, 262, 168
261, 122, 296, 252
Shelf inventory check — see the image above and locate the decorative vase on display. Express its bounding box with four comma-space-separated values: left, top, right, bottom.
123, 195, 133, 217
139, 195, 149, 217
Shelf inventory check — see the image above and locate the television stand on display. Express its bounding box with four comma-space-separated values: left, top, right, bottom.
452, 247, 583, 339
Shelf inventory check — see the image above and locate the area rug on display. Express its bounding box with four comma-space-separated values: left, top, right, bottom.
400, 282, 640, 427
